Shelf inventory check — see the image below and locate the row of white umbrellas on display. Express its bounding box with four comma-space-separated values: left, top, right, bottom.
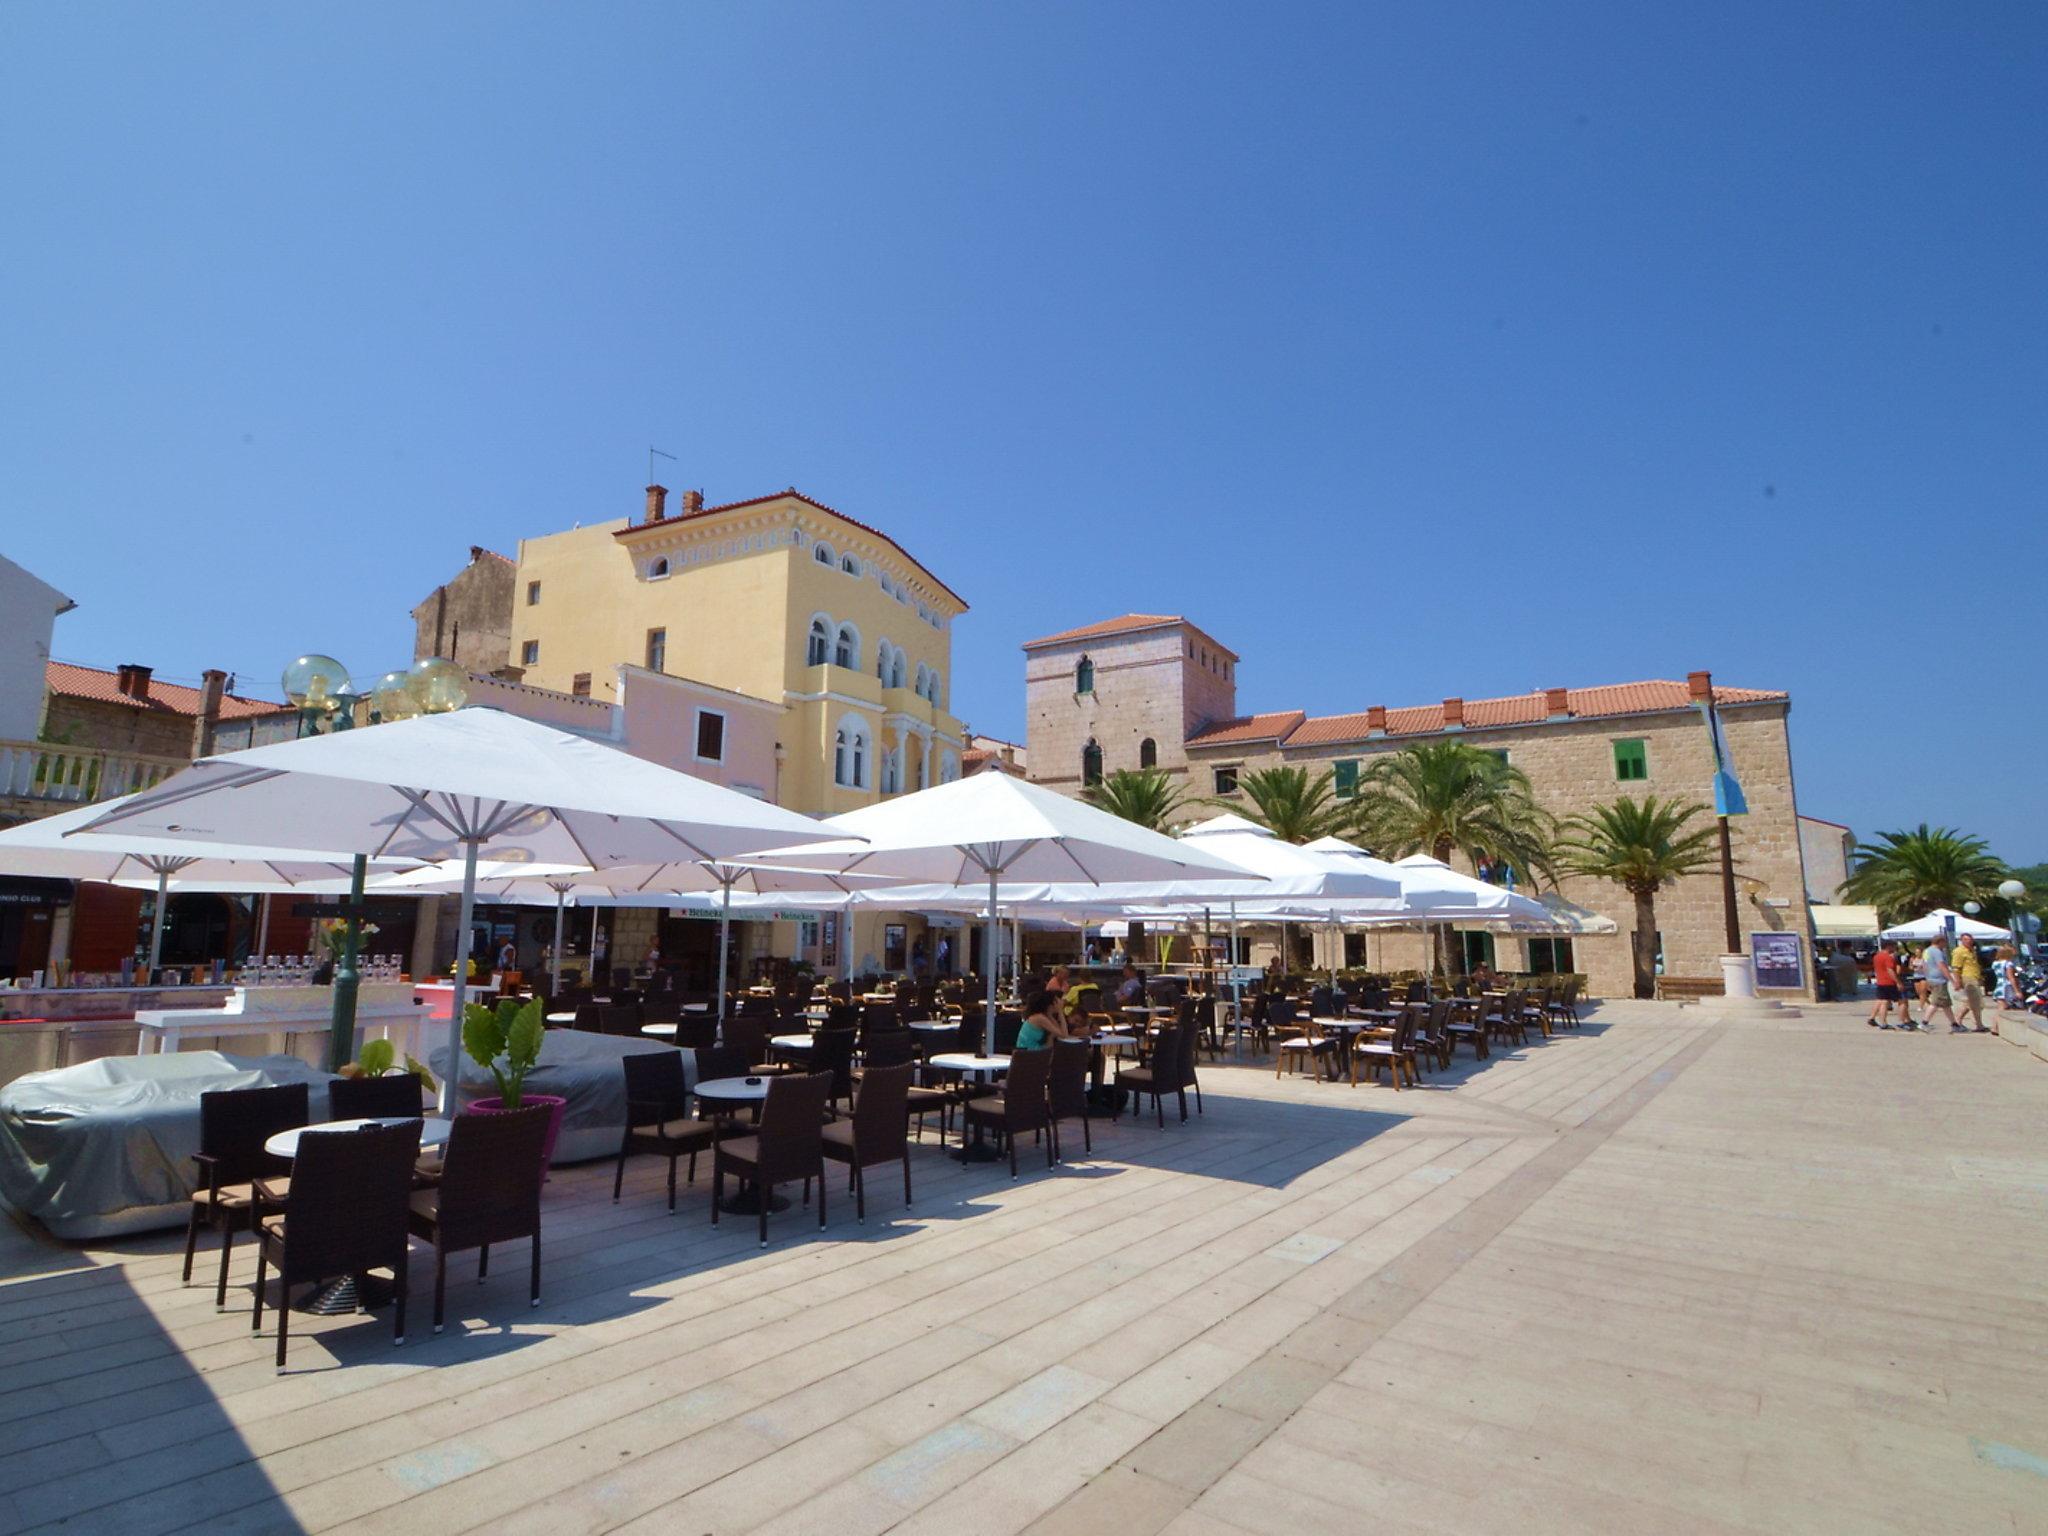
0, 708, 1606, 1110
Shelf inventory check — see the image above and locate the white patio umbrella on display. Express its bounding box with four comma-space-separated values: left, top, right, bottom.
76, 708, 845, 1111
744, 772, 1249, 1053
1881, 907, 2010, 942
0, 794, 418, 975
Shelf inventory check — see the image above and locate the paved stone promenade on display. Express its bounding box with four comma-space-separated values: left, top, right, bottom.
2, 1001, 2045, 1534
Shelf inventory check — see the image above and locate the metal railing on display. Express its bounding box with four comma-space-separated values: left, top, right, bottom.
0, 739, 186, 807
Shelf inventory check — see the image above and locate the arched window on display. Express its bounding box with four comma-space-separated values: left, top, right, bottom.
1082, 739, 1103, 786
940, 751, 959, 783
834, 623, 860, 670
648, 557, 669, 579
1139, 737, 1157, 769
929, 669, 942, 707
814, 541, 836, 566
881, 745, 900, 795
835, 716, 871, 789
915, 746, 928, 789
841, 553, 862, 577
806, 617, 831, 667
890, 650, 907, 689
1075, 655, 1095, 695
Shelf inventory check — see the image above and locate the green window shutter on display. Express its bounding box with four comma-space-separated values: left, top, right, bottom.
1613, 739, 1648, 782
1333, 759, 1358, 799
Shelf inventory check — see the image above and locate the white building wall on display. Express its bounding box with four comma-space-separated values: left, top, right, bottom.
0, 556, 74, 740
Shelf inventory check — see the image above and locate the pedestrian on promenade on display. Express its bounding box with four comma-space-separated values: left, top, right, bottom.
1951, 933, 1991, 1032
1866, 939, 1913, 1029
1993, 946, 2024, 1013
1921, 940, 1960, 1032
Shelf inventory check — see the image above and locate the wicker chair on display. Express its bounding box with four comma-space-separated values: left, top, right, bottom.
713, 1072, 833, 1246
1352, 1005, 1420, 1089
408, 1105, 549, 1332
1270, 999, 1336, 1082
615, 1050, 716, 1212
1114, 1022, 1191, 1127
808, 1028, 858, 1114
251, 1118, 420, 1372
328, 1073, 427, 1119
962, 1045, 1054, 1179
1046, 1038, 1093, 1160
183, 1082, 308, 1309
821, 1061, 913, 1220
858, 1030, 952, 1141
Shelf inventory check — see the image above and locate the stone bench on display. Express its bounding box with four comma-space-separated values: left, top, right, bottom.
1654, 975, 1726, 1003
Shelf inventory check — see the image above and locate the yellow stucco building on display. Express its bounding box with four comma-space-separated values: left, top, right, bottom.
504, 485, 971, 978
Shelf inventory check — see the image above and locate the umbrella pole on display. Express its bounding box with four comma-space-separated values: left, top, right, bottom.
549, 888, 566, 995
439, 840, 481, 1118
716, 877, 733, 1032
146, 867, 169, 980
1229, 900, 1242, 1059
984, 867, 999, 1056
255, 892, 271, 961
589, 905, 601, 981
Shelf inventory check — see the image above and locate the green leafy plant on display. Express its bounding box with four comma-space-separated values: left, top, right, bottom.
1839, 824, 2007, 925
462, 996, 545, 1107
1555, 795, 1719, 1000
343, 1036, 437, 1093
1082, 768, 1188, 832
1207, 765, 1345, 844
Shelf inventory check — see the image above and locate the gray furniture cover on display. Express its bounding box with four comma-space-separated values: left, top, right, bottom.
0, 1051, 339, 1239
428, 1029, 689, 1165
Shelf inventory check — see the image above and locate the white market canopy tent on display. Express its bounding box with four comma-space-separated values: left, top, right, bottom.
79, 708, 846, 1108
1811, 904, 1882, 940
1880, 907, 2010, 942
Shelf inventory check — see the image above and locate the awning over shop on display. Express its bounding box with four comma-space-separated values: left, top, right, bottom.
1810, 903, 1881, 939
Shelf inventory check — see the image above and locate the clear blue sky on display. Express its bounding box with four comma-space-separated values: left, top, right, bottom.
4, 4, 2042, 858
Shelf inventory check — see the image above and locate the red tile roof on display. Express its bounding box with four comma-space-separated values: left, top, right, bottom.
1282, 681, 1786, 749
46, 662, 294, 721
614, 489, 967, 610
1185, 710, 1307, 748
1022, 614, 1239, 658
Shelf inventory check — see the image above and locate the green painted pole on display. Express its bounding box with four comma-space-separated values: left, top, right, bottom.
327, 853, 368, 1072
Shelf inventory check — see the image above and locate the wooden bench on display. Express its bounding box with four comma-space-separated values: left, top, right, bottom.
1654, 976, 1725, 1003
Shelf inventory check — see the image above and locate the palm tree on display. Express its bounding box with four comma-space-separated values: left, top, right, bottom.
1839, 825, 2006, 925
1348, 742, 1555, 877
1556, 795, 1719, 999
1209, 765, 1344, 844
1081, 768, 1188, 833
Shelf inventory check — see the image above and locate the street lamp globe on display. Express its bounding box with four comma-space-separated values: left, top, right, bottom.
408, 656, 470, 714
370, 670, 421, 722
1999, 879, 2025, 901
281, 654, 352, 716
1963, 901, 1982, 916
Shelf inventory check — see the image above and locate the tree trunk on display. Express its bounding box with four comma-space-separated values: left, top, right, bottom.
1433, 838, 1466, 981
1631, 888, 1658, 1000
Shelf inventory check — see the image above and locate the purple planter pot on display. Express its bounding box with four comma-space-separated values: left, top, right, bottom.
467, 1093, 567, 1181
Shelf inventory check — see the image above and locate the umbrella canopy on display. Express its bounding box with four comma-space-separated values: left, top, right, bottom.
1880, 907, 2010, 942
0, 795, 420, 972
745, 772, 1250, 1049
80, 708, 845, 1109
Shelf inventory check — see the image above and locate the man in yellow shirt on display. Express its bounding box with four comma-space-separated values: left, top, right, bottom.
1951, 933, 1990, 1032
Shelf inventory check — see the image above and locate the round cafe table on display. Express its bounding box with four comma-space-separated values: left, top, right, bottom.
929, 1052, 1011, 1163
261, 1116, 453, 1313
641, 1021, 677, 1038
545, 1012, 579, 1025
770, 1033, 815, 1054
694, 1076, 788, 1213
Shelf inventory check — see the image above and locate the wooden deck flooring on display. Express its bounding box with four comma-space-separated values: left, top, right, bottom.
2, 1003, 2043, 1535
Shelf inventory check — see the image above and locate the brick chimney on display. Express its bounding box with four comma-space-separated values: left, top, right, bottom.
1543, 686, 1571, 719
191, 669, 228, 757
1365, 705, 1387, 736
115, 663, 153, 700
1687, 669, 1713, 702
679, 489, 704, 516
1441, 697, 1464, 729
644, 484, 668, 524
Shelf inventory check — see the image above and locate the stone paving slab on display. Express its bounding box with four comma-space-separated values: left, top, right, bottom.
2, 1000, 2044, 1534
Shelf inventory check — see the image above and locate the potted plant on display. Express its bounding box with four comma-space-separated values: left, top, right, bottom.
461, 996, 566, 1176
337, 1036, 437, 1094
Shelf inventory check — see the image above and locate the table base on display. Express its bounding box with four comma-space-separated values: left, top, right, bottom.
956, 1136, 1004, 1164
299, 1272, 397, 1314
719, 1185, 792, 1215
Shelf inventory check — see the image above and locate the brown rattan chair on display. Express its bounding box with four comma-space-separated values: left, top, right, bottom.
614, 1050, 715, 1212
1046, 1038, 1093, 1160
808, 1027, 858, 1114
183, 1082, 309, 1310
712, 1072, 832, 1246
962, 1045, 1054, 1179
821, 1061, 913, 1220
1116, 1022, 1191, 1127
407, 1105, 549, 1333
1269, 999, 1336, 1082
329, 1073, 427, 1118
1352, 1005, 1420, 1089
858, 1029, 952, 1141
250, 1118, 420, 1372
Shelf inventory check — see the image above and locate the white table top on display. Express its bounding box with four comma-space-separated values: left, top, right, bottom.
696, 1075, 773, 1102
770, 1033, 814, 1050
907, 1020, 956, 1033
413, 981, 498, 994
641, 1022, 677, 1037
681, 1002, 710, 1013
265, 1116, 451, 1159
1086, 1032, 1139, 1047
545, 1012, 579, 1024
930, 1052, 1011, 1074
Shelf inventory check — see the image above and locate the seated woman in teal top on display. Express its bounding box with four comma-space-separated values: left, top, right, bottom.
1013, 991, 1071, 1051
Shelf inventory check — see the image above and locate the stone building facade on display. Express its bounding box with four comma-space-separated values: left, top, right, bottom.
1023, 614, 1817, 1001
411, 546, 517, 674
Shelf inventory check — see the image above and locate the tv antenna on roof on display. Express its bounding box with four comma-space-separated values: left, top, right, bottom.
648, 446, 677, 483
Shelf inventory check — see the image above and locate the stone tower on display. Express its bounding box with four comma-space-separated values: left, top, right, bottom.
1021, 614, 1238, 792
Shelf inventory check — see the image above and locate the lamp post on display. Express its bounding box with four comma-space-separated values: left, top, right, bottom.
281, 654, 467, 1072
1998, 879, 2030, 959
